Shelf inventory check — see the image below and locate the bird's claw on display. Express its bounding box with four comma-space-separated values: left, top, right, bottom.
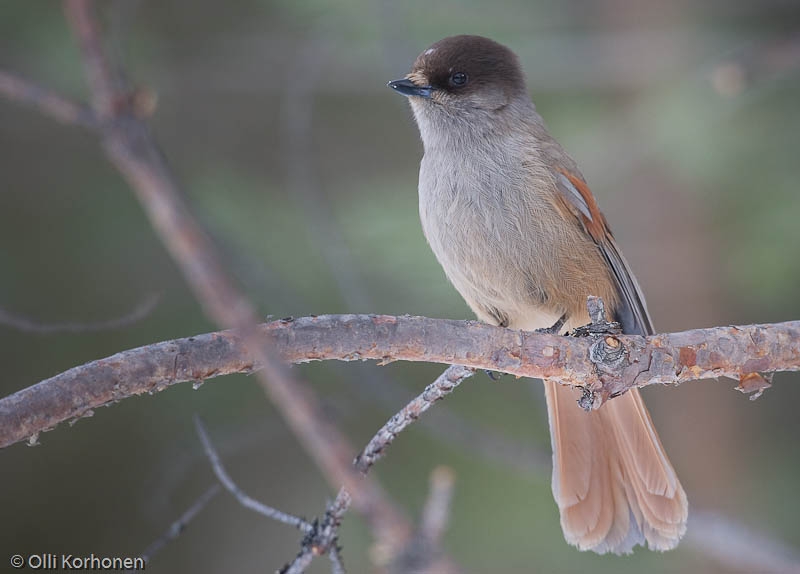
485, 369, 504, 381
534, 313, 567, 335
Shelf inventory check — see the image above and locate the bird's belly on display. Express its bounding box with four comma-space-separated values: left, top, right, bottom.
418, 178, 555, 328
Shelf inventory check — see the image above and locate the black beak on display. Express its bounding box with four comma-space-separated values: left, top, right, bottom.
387, 78, 433, 98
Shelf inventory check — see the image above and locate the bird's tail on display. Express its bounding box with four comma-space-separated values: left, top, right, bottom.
544, 380, 688, 554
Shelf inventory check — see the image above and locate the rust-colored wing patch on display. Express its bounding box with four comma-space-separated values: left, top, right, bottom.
556, 167, 611, 244
552, 166, 654, 336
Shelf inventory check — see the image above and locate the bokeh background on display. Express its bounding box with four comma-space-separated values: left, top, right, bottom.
2, 1, 800, 572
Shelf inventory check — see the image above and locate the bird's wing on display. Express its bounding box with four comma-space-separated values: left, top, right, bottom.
552, 167, 654, 336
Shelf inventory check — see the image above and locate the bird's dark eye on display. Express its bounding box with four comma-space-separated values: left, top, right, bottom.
449, 72, 468, 87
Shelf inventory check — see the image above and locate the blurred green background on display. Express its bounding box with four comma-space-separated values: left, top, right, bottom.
2, 1, 800, 572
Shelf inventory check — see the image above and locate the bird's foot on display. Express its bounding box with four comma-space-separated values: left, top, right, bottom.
485, 369, 504, 381
534, 313, 567, 335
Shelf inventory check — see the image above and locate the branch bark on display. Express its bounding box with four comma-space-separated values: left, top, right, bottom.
2, 314, 798, 449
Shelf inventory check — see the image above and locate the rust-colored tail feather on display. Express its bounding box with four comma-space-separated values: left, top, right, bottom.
544, 381, 688, 554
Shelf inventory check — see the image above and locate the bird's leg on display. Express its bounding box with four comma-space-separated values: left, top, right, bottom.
571, 296, 621, 337
485, 369, 503, 381
534, 313, 567, 335
486, 314, 567, 381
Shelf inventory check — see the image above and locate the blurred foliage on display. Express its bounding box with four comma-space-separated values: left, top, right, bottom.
1, 1, 799, 573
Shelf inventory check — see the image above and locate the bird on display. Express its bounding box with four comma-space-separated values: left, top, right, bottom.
387, 34, 687, 554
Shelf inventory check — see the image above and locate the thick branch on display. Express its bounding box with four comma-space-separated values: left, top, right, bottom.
2, 314, 798, 449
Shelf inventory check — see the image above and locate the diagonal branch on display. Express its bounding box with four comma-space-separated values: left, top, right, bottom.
354, 365, 475, 473
56, 1, 415, 567
0, 70, 99, 129
137, 484, 221, 567
1, 314, 798, 450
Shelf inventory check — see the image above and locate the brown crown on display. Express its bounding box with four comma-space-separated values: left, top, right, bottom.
411, 35, 526, 96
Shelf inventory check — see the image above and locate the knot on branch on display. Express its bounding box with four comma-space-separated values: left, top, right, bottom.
280, 491, 350, 574
589, 336, 628, 371
300, 510, 342, 558
573, 297, 629, 411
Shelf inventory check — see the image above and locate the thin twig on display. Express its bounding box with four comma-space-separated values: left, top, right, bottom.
135, 484, 221, 568
0, 70, 98, 129
352, 371, 465, 574
419, 466, 456, 544
328, 545, 346, 574
0, 293, 160, 334
355, 365, 475, 473
349, 365, 550, 474
283, 489, 350, 574
194, 416, 313, 532
388, 467, 459, 574
64, 0, 116, 117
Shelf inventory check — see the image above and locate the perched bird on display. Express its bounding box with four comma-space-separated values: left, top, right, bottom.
388, 35, 687, 554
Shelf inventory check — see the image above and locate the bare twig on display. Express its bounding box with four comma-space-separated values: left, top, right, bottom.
388, 467, 459, 574
64, 0, 116, 117
355, 366, 475, 473
0, 293, 160, 334
135, 484, 220, 568
194, 416, 312, 531
196, 416, 348, 573
283, 489, 350, 574
328, 545, 346, 574
350, 367, 549, 474
419, 466, 455, 545
0, 70, 98, 128
2, 314, 799, 449
351, 367, 466, 573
